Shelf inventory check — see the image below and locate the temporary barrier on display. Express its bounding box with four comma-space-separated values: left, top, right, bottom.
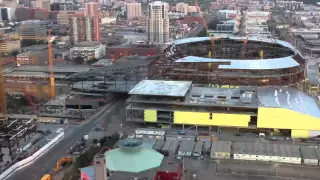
0, 132, 64, 180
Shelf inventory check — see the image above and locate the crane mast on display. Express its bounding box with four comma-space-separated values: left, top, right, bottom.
0, 65, 7, 127
194, 0, 215, 58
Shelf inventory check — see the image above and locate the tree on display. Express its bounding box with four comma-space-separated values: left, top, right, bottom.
86, 57, 99, 65
74, 56, 84, 64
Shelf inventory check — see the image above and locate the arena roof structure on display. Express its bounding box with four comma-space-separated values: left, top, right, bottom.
158, 35, 306, 86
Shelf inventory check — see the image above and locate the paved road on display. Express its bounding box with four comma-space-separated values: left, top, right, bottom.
7, 99, 125, 180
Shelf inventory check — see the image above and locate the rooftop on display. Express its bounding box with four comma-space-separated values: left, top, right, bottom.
21, 20, 45, 24
129, 81, 320, 119
73, 41, 101, 47
175, 56, 300, 70
105, 145, 164, 173
129, 80, 192, 97
22, 44, 47, 51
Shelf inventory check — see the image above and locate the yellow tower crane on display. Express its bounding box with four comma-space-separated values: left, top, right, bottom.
0, 30, 55, 127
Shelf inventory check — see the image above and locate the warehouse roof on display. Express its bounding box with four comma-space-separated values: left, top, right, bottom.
129, 80, 192, 97
300, 146, 319, 160
211, 141, 232, 153
178, 140, 195, 152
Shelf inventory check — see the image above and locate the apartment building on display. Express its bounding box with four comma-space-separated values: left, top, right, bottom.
85, 2, 100, 17
176, 3, 188, 15
126, 3, 142, 20
69, 15, 100, 44
20, 20, 47, 40
70, 41, 106, 61
57, 11, 83, 26
147, 1, 169, 44
0, 40, 21, 55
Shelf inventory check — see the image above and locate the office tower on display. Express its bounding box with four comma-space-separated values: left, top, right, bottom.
126, 3, 141, 20
20, 20, 47, 40
147, 1, 169, 44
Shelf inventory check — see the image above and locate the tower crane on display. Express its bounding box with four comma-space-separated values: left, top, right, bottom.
0, 29, 55, 127
194, 0, 215, 59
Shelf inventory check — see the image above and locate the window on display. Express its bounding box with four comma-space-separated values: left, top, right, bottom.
217, 96, 226, 99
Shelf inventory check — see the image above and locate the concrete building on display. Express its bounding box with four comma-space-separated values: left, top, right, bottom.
126, 3, 142, 20
135, 128, 165, 139
176, 3, 188, 15
69, 14, 100, 44
16, 51, 48, 65
0, 7, 16, 21
178, 139, 195, 157
233, 142, 302, 164
20, 20, 47, 41
0, 40, 20, 55
210, 140, 232, 159
147, 1, 169, 44
35, 0, 50, 10
57, 11, 83, 26
300, 146, 319, 166
108, 43, 157, 60
85, 2, 100, 17
70, 41, 106, 61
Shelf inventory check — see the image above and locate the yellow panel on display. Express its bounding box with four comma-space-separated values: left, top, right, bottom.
257, 107, 320, 130
291, 129, 309, 138
144, 110, 157, 122
174, 111, 250, 127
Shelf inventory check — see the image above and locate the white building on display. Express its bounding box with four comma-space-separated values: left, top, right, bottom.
147, 1, 169, 44
70, 41, 106, 61
176, 3, 188, 15
126, 3, 142, 20
0, 7, 16, 21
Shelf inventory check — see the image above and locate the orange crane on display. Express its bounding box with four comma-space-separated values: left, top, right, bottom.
0, 66, 7, 127
194, 0, 215, 58
19, 30, 55, 98
0, 30, 55, 126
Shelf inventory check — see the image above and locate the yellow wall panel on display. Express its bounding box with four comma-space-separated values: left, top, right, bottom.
173, 111, 250, 127
257, 108, 320, 130
144, 110, 157, 122
291, 129, 309, 138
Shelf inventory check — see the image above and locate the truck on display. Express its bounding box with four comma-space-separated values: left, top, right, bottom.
56, 156, 73, 173
40, 174, 51, 180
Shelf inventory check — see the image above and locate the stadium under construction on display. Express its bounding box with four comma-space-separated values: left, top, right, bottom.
67, 36, 320, 138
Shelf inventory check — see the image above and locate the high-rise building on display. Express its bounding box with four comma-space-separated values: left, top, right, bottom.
69, 15, 100, 44
85, 2, 100, 17
20, 20, 47, 40
0, 7, 16, 21
147, 1, 169, 44
126, 3, 141, 20
84, 2, 100, 42
176, 3, 188, 15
